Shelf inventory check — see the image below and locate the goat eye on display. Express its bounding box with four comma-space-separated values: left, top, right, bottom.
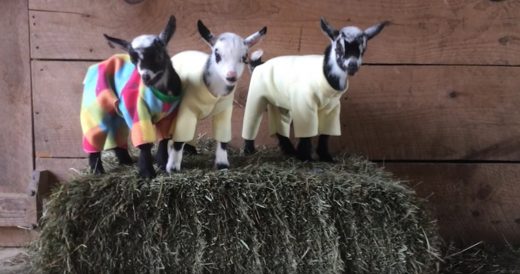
129, 51, 139, 64
215, 52, 222, 63
242, 55, 248, 64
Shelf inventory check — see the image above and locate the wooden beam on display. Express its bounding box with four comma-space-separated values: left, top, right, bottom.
29, 0, 520, 65
35, 158, 87, 183
0, 227, 38, 247
0, 0, 32, 194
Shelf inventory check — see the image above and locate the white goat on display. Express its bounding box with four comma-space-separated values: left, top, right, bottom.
166, 20, 266, 172
242, 17, 388, 161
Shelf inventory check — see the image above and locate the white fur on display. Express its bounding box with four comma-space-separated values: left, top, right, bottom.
131, 35, 156, 49
340, 27, 363, 42
206, 33, 249, 96
166, 143, 184, 172
251, 49, 263, 61
215, 143, 229, 167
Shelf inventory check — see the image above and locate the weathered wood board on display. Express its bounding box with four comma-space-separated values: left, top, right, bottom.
0, 0, 33, 193
29, 0, 520, 65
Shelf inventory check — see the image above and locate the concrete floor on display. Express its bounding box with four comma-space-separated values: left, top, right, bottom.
0, 248, 30, 274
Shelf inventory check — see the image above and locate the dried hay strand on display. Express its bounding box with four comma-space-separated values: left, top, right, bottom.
31, 142, 441, 273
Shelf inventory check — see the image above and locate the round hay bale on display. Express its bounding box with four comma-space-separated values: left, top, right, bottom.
32, 145, 441, 273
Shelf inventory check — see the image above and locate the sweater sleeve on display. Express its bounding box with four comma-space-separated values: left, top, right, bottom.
212, 105, 233, 143
291, 90, 319, 138
241, 71, 269, 140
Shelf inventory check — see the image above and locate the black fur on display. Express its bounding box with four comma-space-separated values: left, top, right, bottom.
323, 45, 343, 91
320, 17, 339, 41
216, 142, 229, 170
244, 139, 256, 155
137, 143, 155, 179
197, 20, 216, 46
184, 143, 198, 155
114, 147, 133, 165
317, 135, 334, 162
277, 134, 297, 156
89, 152, 105, 174
159, 16, 176, 44
173, 141, 184, 151
296, 137, 313, 162
155, 139, 169, 170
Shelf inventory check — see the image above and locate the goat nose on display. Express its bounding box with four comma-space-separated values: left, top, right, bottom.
226, 76, 237, 82
142, 74, 151, 83
348, 63, 358, 70
227, 71, 237, 78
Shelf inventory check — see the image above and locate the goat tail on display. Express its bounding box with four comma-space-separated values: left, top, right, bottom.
248, 49, 264, 72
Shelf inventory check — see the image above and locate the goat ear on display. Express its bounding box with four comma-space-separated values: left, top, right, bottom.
244, 26, 267, 48
103, 34, 131, 51
159, 15, 176, 45
365, 21, 390, 40
320, 17, 339, 41
197, 20, 216, 46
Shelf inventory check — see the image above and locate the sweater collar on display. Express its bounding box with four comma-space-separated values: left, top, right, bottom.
149, 86, 180, 103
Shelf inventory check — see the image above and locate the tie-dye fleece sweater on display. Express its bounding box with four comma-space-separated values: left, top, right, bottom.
80, 54, 181, 153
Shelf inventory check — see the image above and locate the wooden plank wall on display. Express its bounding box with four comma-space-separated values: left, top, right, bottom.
0, 0, 38, 246
27, 0, 520, 244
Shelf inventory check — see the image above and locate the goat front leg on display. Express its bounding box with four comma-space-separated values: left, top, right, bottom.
296, 137, 313, 162
155, 138, 170, 170
243, 139, 256, 155
137, 143, 156, 179
89, 152, 105, 174
166, 142, 184, 173
215, 142, 229, 170
276, 134, 297, 156
316, 135, 334, 162
114, 147, 133, 165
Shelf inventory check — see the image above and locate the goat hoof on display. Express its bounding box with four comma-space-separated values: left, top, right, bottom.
297, 154, 313, 162
184, 144, 198, 155
156, 157, 167, 171
139, 168, 156, 179
318, 154, 335, 163
243, 146, 256, 155
216, 163, 230, 170
92, 167, 105, 175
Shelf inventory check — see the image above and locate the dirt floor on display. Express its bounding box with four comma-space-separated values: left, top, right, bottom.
0, 248, 31, 274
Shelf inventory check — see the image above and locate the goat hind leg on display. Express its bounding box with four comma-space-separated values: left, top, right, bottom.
89, 152, 105, 174
316, 134, 334, 162
137, 143, 156, 179
296, 137, 313, 162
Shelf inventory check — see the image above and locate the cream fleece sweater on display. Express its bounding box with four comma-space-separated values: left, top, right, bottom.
170, 51, 235, 143
242, 55, 348, 139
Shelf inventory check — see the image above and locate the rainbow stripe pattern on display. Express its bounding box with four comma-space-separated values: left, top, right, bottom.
80, 54, 180, 153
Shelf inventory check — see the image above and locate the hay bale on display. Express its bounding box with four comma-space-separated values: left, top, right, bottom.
31, 143, 440, 273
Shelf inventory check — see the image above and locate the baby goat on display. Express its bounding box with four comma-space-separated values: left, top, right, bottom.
242, 17, 388, 161
81, 16, 182, 178
166, 20, 266, 172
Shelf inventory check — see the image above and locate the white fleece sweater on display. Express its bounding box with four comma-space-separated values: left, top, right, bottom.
242, 55, 348, 139
170, 51, 235, 143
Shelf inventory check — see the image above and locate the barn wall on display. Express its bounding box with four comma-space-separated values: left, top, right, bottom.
1, 0, 518, 245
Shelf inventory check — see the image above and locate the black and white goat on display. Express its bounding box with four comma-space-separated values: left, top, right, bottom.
165, 20, 266, 172
80, 16, 181, 178
241, 17, 388, 161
